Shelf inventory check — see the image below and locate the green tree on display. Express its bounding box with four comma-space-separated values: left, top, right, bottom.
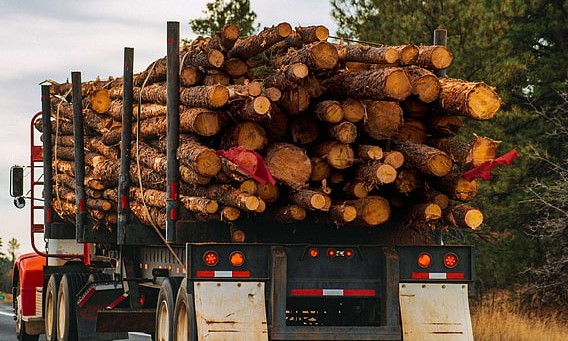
189, 0, 260, 37
8, 238, 20, 263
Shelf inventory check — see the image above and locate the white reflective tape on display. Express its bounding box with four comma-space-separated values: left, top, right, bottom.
214, 271, 233, 278
429, 273, 447, 280
322, 289, 344, 296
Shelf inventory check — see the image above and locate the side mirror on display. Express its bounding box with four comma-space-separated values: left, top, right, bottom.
10, 166, 24, 198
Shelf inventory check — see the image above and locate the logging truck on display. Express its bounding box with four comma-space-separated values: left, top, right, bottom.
9, 22, 493, 341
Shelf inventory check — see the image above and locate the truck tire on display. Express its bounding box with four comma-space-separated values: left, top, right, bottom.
155, 277, 183, 341
56, 273, 88, 341
173, 278, 197, 341
15, 295, 39, 341
44, 274, 63, 341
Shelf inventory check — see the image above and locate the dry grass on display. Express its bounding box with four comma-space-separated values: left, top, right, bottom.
471, 291, 568, 341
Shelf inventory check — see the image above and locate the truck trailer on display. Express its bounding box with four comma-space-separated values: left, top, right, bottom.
11, 22, 478, 341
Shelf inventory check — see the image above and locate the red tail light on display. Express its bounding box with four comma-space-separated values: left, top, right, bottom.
229, 251, 245, 267
417, 252, 432, 268
308, 248, 319, 258
203, 251, 219, 266
443, 253, 459, 269
327, 248, 336, 257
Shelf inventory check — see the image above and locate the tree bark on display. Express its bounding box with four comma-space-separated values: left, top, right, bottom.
416, 45, 454, 70
394, 140, 453, 177
336, 44, 399, 64
444, 204, 484, 230
437, 77, 503, 120
274, 41, 339, 72
264, 63, 309, 90
228, 22, 293, 60
290, 189, 331, 211
431, 171, 478, 202
356, 161, 397, 186
345, 196, 391, 227
322, 68, 412, 101
404, 66, 441, 103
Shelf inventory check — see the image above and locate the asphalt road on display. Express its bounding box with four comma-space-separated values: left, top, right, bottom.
0, 301, 150, 341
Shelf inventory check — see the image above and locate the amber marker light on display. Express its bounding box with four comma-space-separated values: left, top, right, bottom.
417, 252, 432, 268
229, 251, 245, 267
203, 250, 219, 266
443, 253, 459, 269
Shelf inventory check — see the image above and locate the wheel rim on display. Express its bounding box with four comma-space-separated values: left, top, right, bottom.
15, 296, 22, 335
45, 291, 53, 338
56, 290, 66, 339
175, 300, 188, 341
156, 300, 170, 341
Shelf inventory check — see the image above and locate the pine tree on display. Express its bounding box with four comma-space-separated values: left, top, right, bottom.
189, 0, 260, 37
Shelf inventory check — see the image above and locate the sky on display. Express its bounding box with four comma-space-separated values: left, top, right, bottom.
0, 0, 338, 255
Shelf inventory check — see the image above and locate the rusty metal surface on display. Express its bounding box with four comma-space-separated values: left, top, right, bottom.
399, 283, 473, 341
194, 281, 268, 340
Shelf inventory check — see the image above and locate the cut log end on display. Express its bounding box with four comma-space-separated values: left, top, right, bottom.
385, 69, 412, 100
209, 85, 230, 107
430, 46, 453, 69
208, 50, 225, 68
468, 84, 503, 120
429, 154, 453, 177
195, 150, 222, 177
277, 22, 294, 38
312, 42, 340, 70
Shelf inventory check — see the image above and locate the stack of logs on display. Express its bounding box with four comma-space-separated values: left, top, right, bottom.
40, 22, 503, 241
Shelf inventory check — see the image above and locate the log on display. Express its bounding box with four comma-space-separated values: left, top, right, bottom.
182, 37, 225, 69
256, 182, 280, 203
336, 44, 399, 64
395, 168, 419, 194
227, 82, 263, 99
221, 121, 267, 151
180, 196, 219, 214
276, 25, 329, 50
394, 140, 453, 177
274, 41, 339, 71
470, 135, 501, 166
314, 100, 344, 123
180, 66, 203, 87
411, 203, 442, 221
437, 78, 503, 120
431, 171, 478, 202
361, 100, 404, 140
272, 204, 306, 223
341, 99, 366, 123
356, 161, 397, 186
228, 22, 293, 60
403, 66, 440, 103
290, 189, 331, 211
327, 121, 358, 144
130, 203, 166, 229
444, 204, 484, 229
265, 143, 312, 190
180, 84, 229, 108
342, 181, 370, 199
211, 24, 241, 51
261, 104, 288, 142
264, 63, 309, 90
133, 107, 226, 138
393, 118, 428, 144
89, 89, 111, 114
188, 184, 260, 212
357, 145, 383, 161
322, 68, 412, 101
202, 71, 230, 86
263, 87, 283, 102
382, 151, 405, 169
426, 114, 464, 137
416, 45, 454, 70
428, 137, 473, 167
314, 141, 355, 170
223, 58, 249, 78
401, 96, 429, 118
289, 117, 320, 145
309, 157, 330, 182
346, 196, 391, 227
329, 204, 358, 224
279, 86, 310, 115
395, 45, 419, 65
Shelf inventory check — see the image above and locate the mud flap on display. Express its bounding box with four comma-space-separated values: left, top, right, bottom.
399, 283, 473, 341
194, 281, 268, 341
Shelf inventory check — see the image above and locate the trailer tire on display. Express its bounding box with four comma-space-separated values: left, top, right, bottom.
15, 294, 39, 341
155, 277, 183, 341
56, 273, 88, 341
44, 274, 62, 341
173, 278, 197, 341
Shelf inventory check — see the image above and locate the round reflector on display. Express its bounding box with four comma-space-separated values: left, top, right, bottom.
444, 253, 459, 269
229, 251, 245, 267
308, 248, 319, 258
417, 252, 432, 268
203, 250, 219, 266
345, 249, 354, 258
327, 248, 336, 257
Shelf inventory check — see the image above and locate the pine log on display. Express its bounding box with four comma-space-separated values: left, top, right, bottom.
342, 181, 370, 199
328, 121, 358, 144
289, 117, 320, 145
276, 25, 329, 50
180, 84, 229, 108
181, 66, 203, 87
437, 78, 503, 120
383, 151, 405, 169
336, 44, 399, 64
87, 138, 120, 159
411, 203, 442, 221
202, 71, 231, 86
431, 171, 478, 202
272, 204, 306, 223
346, 196, 391, 227
89, 89, 111, 114
256, 182, 280, 203
314, 141, 355, 170
130, 203, 166, 229
417, 187, 450, 210
279, 86, 310, 115
223, 58, 249, 78
444, 204, 484, 229
395, 168, 419, 194
227, 82, 263, 99
394, 140, 453, 177
395, 45, 419, 65
302, 74, 325, 98
322, 68, 412, 101
308, 157, 330, 182
314, 100, 344, 123
180, 196, 219, 214
416, 45, 454, 70
264, 63, 309, 90
221, 121, 267, 151
228, 22, 293, 60
426, 114, 464, 137
274, 41, 339, 72
393, 118, 428, 144
428, 137, 473, 167
188, 184, 260, 212
329, 204, 358, 224
290, 189, 331, 211
470, 135, 501, 166
263, 87, 283, 102
404, 66, 441, 103
265, 143, 312, 190
239, 179, 258, 195
211, 24, 241, 51
341, 99, 366, 123
356, 161, 397, 186
401, 96, 430, 118
182, 37, 225, 69
357, 145, 384, 161
133, 107, 225, 138
361, 100, 404, 140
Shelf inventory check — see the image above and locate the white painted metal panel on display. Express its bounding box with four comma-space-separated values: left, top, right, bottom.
399, 283, 473, 341
194, 281, 268, 341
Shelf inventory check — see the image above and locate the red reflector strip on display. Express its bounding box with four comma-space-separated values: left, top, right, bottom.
196, 270, 251, 278
77, 287, 96, 308
290, 289, 376, 297
411, 272, 465, 280
106, 293, 128, 309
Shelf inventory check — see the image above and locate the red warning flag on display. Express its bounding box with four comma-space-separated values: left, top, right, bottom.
217, 147, 276, 185
464, 149, 519, 181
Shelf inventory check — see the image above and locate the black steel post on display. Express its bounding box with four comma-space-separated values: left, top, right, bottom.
433, 29, 448, 78
166, 21, 180, 242
118, 47, 134, 244
41, 85, 54, 239
71, 71, 87, 242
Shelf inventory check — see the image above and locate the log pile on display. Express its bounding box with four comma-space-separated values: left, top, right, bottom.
41, 22, 504, 242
